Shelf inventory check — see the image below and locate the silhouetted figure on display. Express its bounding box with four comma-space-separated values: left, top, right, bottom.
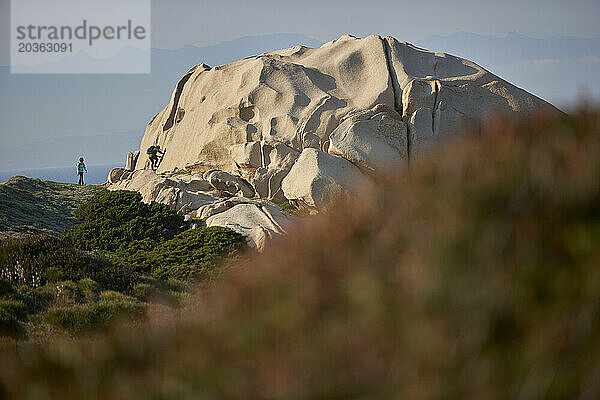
76, 157, 87, 185
147, 145, 165, 171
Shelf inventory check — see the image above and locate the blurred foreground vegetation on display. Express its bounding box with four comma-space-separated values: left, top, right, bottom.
0, 109, 599, 399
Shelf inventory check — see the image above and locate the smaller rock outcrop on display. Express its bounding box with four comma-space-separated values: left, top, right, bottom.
107, 168, 126, 184
125, 150, 140, 171
200, 197, 297, 250
107, 169, 219, 212
106, 169, 294, 250
282, 148, 373, 212
202, 170, 256, 198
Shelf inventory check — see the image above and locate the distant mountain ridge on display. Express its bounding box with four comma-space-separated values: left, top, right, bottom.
416, 31, 600, 68
415, 32, 600, 108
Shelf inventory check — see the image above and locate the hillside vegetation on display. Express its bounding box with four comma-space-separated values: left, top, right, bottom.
0, 177, 103, 238
0, 109, 599, 399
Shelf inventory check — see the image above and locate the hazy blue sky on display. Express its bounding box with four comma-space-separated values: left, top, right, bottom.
1, 0, 599, 62
151, 0, 600, 48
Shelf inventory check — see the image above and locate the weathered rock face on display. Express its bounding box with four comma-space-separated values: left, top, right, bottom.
328, 104, 407, 171
129, 34, 557, 203
136, 35, 394, 175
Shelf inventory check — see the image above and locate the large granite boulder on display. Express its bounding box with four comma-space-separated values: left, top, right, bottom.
137, 36, 394, 175
136, 35, 557, 171
129, 34, 556, 207
109, 33, 561, 219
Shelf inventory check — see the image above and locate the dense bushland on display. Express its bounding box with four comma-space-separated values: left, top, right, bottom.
0, 235, 135, 291
61, 190, 185, 251
114, 227, 247, 281
0, 191, 246, 339
61, 190, 247, 281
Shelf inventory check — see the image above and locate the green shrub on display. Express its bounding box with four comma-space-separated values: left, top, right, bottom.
45, 294, 145, 334
43, 267, 64, 283
132, 283, 156, 302
98, 290, 137, 302
0, 309, 25, 338
61, 190, 185, 252
167, 290, 190, 308
132, 282, 188, 307
132, 276, 189, 307
44, 306, 94, 334
78, 278, 100, 302
25, 284, 55, 314
165, 277, 187, 292
0, 299, 28, 321
54, 280, 82, 306
0, 279, 17, 299
0, 235, 137, 292
115, 227, 247, 281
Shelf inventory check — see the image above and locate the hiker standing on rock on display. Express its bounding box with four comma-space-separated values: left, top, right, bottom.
76, 157, 87, 185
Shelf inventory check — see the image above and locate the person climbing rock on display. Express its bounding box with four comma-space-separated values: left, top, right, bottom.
147, 145, 165, 171
76, 157, 87, 185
